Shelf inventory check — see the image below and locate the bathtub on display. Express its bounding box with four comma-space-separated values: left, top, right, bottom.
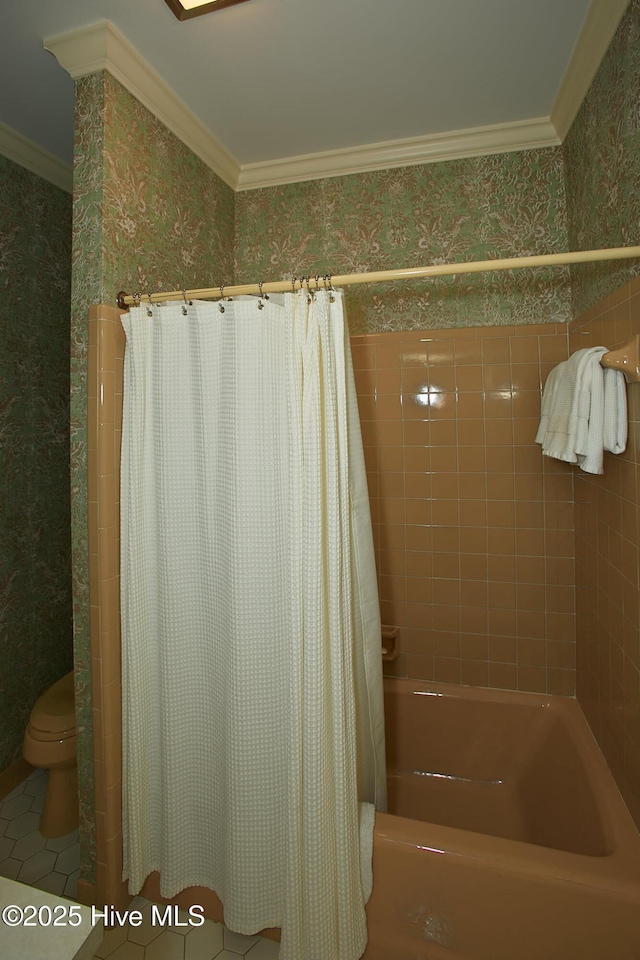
363, 679, 640, 960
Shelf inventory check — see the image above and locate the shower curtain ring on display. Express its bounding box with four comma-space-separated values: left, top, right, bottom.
327, 274, 336, 303
218, 284, 225, 313
182, 289, 189, 315
291, 276, 298, 295
305, 276, 312, 304
257, 280, 268, 310
133, 292, 141, 308
147, 292, 153, 316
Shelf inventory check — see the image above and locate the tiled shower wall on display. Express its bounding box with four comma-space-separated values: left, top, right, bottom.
351, 321, 575, 695
569, 277, 640, 827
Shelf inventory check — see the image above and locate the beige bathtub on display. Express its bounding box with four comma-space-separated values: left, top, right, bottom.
364, 679, 640, 960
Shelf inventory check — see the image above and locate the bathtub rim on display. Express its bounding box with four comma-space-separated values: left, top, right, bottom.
380, 678, 640, 898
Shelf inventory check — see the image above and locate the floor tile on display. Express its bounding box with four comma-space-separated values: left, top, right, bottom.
17, 848, 57, 883
245, 940, 280, 959
169, 909, 194, 935
127, 904, 164, 947
0, 771, 81, 919
1, 794, 32, 820
64, 868, 79, 898
23, 772, 47, 796
215, 952, 245, 959
34, 870, 67, 896
0, 857, 22, 880
46, 828, 79, 852
5, 811, 41, 839
1, 781, 26, 804
55, 840, 81, 875
144, 929, 186, 960
129, 896, 150, 910
0, 835, 15, 859
223, 929, 259, 955
108, 942, 146, 960
93, 922, 128, 958
184, 921, 224, 960
12, 829, 46, 861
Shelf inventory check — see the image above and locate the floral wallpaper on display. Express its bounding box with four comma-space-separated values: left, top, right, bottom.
235, 149, 572, 333
71, 71, 235, 882
0, 154, 73, 772
564, 0, 640, 316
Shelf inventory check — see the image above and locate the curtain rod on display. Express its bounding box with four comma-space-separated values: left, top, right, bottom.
115, 245, 640, 310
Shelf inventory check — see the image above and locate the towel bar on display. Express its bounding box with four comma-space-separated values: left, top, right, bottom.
601, 335, 640, 383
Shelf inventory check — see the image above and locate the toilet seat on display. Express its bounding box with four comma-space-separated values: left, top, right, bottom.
29, 672, 76, 741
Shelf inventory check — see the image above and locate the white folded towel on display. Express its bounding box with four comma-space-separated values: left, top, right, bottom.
536, 346, 626, 475
535, 358, 575, 461
574, 349, 606, 474
603, 366, 627, 454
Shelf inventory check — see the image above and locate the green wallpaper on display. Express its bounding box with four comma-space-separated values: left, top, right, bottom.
0, 155, 73, 773
235, 149, 572, 333
564, 0, 640, 316
71, 71, 235, 882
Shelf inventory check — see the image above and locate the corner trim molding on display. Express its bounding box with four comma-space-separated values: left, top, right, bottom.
0, 120, 73, 193
551, 0, 631, 141
235, 118, 560, 191
43, 19, 240, 190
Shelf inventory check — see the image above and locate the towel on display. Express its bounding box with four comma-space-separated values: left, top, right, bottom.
574, 349, 606, 474
536, 346, 626, 475
603, 366, 627, 454
535, 359, 573, 459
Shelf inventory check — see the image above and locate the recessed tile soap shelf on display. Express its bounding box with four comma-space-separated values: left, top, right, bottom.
382, 625, 399, 661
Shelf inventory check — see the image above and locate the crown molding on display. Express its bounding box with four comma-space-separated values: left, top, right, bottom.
41, 2, 628, 195
43, 19, 240, 190
551, 0, 631, 141
236, 118, 560, 191
0, 120, 73, 193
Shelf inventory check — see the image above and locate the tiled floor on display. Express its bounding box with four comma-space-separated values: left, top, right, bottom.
95, 898, 280, 959
1, 771, 280, 959
0, 768, 79, 897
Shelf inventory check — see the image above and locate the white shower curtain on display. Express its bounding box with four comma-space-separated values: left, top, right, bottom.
120, 289, 386, 960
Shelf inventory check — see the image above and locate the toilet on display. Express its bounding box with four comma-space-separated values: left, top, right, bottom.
22, 671, 78, 838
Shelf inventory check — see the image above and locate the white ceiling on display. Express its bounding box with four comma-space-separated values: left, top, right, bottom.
0, 0, 604, 176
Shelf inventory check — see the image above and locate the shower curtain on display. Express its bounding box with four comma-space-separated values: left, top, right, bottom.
120, 289, 386, 960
